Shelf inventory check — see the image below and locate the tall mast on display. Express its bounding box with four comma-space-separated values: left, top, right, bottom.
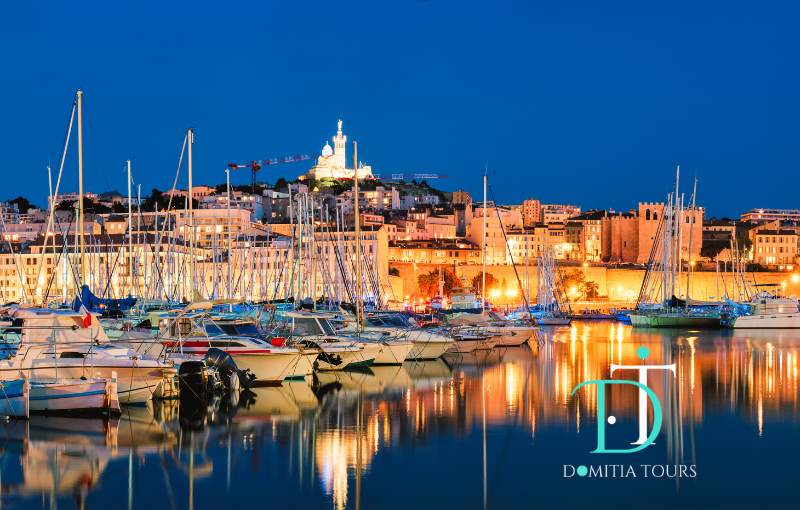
353, 141, 361, 332
77, 90, 85, 287
671, 165, 680, 301
482, 169, 487, 310
685, 177, 697, 311
48, 164, 57, 298
127, 159, 133, 297
226, 168, 232, 299
187, 128, 194, 299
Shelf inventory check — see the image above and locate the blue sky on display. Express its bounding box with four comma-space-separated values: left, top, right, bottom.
1, 1, 798, 217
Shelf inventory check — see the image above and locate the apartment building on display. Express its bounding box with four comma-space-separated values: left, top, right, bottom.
751, 229, 798, 268
742, 208, 800, 224
200, 191, 263, 222
388, 239, 481, 265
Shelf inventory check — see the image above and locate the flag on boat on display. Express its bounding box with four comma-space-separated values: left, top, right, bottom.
71, 295, 92, 328
79, 303, 92, 327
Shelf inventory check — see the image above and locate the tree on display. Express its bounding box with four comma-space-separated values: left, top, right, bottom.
8, 197, 32, 214
111, 202, 127, 213
559, 270, 585, 295
417, 269, 459, 299
56, 197, 110, 215
583, 280, 600, 299
701, 240, 728, 259
388, 267, 400, 277
420, 180, 429, 187
273, 177, 288, 191
470, 272, 498, 294
735, 235, 753, 258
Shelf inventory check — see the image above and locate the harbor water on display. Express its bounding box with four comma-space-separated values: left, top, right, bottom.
2, 322, 798, 509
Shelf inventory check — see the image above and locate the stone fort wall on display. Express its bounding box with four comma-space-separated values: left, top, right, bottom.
388, 261, 799, 302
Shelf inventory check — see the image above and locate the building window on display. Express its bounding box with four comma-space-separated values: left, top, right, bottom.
645, 209, 650, 221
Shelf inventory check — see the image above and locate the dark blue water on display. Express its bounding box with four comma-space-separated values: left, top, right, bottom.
2, 322, 798, 509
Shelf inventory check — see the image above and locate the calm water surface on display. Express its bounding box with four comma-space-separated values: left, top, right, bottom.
3, 322, 799, 509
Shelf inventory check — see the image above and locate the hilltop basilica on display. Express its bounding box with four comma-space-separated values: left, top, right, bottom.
303, 120, 373, 180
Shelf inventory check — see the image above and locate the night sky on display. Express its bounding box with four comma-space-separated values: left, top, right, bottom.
2, 1, 798, 217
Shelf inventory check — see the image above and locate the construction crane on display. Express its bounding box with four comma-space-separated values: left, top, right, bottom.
371, 173, 449, 180
228, 154, 320, 192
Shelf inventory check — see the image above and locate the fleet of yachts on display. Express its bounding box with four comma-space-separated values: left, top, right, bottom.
0, 298, 541, 417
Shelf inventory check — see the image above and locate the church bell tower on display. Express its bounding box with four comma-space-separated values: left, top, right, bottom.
332, 120, 347, 170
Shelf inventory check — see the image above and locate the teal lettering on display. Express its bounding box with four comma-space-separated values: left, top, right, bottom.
572, 380, 663, 453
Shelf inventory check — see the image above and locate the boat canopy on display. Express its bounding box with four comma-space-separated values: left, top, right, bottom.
11, 308, 110, 345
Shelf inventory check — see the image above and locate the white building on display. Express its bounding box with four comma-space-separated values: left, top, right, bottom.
0, 202, 20, 224
200, 192, 263, 221
742, 208, 800, 223
401, 195, 439, 209
339, 186, 400, 214
305, 121, 374, 180
541, 204, 581, 224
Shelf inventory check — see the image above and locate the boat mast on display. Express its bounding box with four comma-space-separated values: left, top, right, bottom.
187, 128, 194, 300
77, 90, 85, 288
127, 159, 133, 298
353, 141, 361, 332
227, 167, 232, 299
482, 169, 487, 310
685, 177, 697, 312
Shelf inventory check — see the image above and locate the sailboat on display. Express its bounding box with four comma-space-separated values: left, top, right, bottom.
632, 169, 721, 328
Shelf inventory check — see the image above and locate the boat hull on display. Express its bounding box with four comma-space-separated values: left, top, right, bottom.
314, 347, 370, 371
373, 340, 415, 364
731, 314, 800, 329
285, 352, 316, 379
0, 380, 28, 419
230, 352, 303, 383
648, 315, 721, 329
492, 328, 536, 346
29, 379, 116, 414
0, 362, 162, 405
408, 339, 455, 359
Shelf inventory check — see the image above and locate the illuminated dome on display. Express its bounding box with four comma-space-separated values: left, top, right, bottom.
321, 142, 333, 157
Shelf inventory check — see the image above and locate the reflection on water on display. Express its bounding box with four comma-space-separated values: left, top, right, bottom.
2, 323, 800, 509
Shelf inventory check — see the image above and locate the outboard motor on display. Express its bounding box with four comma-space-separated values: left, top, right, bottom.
178, 361, 209, 400
204, 348, 256, 390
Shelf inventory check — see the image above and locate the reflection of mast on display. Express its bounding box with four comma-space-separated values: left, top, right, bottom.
482, 371, 487, 510
356, 389, 363, 510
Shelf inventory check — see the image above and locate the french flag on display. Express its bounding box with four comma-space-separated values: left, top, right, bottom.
72, 298, 92, 328
79, 304, 92, 328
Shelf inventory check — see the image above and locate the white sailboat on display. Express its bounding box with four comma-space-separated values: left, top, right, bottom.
0, 308, 165, 404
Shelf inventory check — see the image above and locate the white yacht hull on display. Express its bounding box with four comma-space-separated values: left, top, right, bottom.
0, 380, 28, 419
373, 340, 415, 364
230, 352, 303, 383
29, 379, 118, 414
492, 327, 537, 346
731, 314, 800, 328
285, 352, 316, 379
0, 362, 162, 405
408, 340, 454, 360
473, 338, 498, 350
314, 347, 369, 371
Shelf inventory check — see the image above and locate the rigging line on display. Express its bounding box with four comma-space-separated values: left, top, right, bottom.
82, 98, 113, 192
486, 179, 531, 315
